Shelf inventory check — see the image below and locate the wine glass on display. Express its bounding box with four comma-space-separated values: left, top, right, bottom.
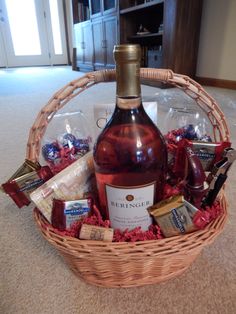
163, 107, 211, 141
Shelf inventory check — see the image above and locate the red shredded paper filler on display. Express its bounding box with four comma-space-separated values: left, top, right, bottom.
52, 185, 223, 242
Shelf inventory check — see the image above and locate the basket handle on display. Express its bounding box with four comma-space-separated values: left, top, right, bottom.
26, 68, 230, 162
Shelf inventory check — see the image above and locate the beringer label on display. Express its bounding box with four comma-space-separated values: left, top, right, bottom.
105, 182, 155, 231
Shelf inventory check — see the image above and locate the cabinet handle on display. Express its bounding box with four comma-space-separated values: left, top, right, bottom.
81, 42, 85, 49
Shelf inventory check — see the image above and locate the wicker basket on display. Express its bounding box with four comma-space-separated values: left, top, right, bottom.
29, 68, 229, 288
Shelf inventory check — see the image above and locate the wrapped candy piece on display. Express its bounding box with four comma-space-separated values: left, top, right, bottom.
57, 133, 76, 149
2, 165, 53, 208
42, 142, 61, 163
174, 139, 231, 175
165, 124, 213, 145
148, 195, 198, 237
74, 138, 90, 154
183, 124, 196, 140
0, 159, 40, 194
51, 197, 93, 231
200, 135, 212, 142
8, 159, 41, 181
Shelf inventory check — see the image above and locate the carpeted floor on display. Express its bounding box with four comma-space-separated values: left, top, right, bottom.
0, 66, 235, 314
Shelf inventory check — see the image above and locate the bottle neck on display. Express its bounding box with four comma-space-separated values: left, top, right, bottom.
116, 61, 141, 101
116, 96, 142, 109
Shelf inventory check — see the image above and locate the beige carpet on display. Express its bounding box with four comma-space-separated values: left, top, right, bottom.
0, 66, 235, 314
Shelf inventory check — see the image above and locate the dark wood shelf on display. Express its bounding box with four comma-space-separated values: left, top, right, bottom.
120, 0, 164, 14
128, 32, 163, 40
73, 0, 203, 83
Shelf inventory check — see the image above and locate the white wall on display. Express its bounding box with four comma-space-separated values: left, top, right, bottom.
196, 0, 236, 81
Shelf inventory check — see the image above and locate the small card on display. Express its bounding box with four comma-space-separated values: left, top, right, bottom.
93, 102, 158, 136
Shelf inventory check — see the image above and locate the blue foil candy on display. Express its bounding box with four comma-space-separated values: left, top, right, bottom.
60, 133, 76, 148
184, 124, 198, 140
42, 143, 61, 162
74, 138, 89, 153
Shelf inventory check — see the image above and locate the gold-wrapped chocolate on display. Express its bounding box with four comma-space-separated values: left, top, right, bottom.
148, 195, 198, 237
2, 165, 53, 208
1, 159, 41, 194
8, 159, 41, 181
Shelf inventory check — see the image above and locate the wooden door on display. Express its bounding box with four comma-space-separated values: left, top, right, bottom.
103, 15, 117, 68
92, 18, 105, 69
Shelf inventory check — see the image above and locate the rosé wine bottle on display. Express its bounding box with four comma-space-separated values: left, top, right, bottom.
93, 44, 167, 231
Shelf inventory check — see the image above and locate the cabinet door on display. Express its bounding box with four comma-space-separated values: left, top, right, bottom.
74, 23, 83, 64
82, 21, 94, 68
103, 0, 116, 15
90, 0, 102, 18
92, 18, 105, 69
103, 16, 117, 68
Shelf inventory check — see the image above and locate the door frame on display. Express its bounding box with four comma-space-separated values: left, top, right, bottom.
0, 24, 7, 67
0, 0, 51, 67
0, 0, 68, 67
43, 0, 68, 65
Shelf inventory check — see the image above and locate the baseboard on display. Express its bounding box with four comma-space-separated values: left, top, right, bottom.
195, 76, 236, 90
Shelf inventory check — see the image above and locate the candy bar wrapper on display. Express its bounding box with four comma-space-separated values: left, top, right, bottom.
51, 198, 92, 231
148, 195, 199, 237
8, 159, 41, 181
2, 165, 53, 208
79, 224, 114, 242
191, 141, 231, 171
174, 139, 231, 177
30, 152, 95, 222
0, 159, 40, 194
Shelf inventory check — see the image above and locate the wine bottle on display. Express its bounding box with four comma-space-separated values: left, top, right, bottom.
93, 44, 167, 231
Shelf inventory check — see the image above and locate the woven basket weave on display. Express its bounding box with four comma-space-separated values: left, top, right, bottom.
30, 68, 229, 288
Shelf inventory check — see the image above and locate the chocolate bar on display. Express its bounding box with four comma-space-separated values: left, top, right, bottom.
51, 198, 92, 230
2, 166, 53, 208
8, 159, 41, 181
148, 195, 199, 237
174, 139, 231, 176
191, 141, 231, 171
